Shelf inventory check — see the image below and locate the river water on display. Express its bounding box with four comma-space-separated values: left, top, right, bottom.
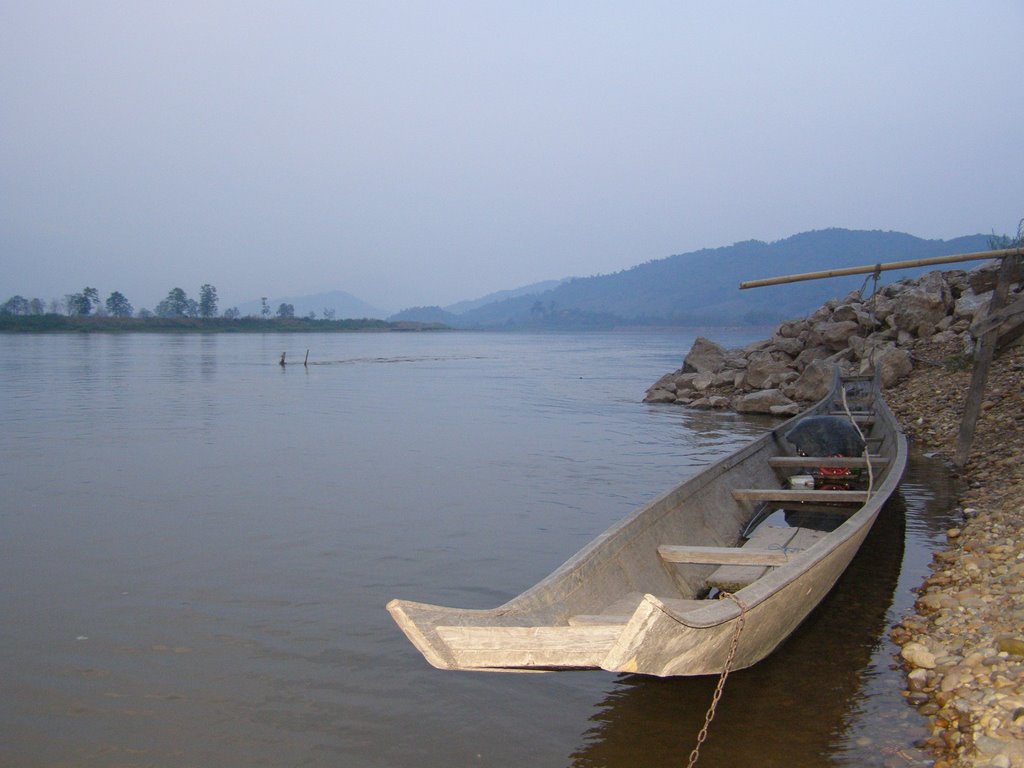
0, 330, 958, 767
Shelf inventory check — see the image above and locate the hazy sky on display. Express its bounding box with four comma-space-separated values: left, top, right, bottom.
3, 2, 1022, 313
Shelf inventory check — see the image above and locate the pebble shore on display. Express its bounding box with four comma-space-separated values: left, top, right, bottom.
886, 340, 1024, 768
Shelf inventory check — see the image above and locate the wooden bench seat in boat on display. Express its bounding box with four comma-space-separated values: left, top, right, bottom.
767, 456, 888, 468
567, 592, 709, 626
827, 410, 874, 424
704, 526, 826, 592
731, 488, 869, 503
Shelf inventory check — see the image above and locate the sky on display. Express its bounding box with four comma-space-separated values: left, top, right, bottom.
2, 2, 1022, 314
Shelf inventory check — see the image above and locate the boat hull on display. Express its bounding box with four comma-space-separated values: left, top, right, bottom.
387, 371, 906, 676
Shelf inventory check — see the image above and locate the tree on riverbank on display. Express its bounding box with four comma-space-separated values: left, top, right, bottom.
67, 287, 99, 316
155, 287, 197, 318
199, 284, 219, 318
105, 291, 133, 317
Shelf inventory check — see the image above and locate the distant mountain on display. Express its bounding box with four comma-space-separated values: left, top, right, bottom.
235, 290, 387, 320
442, 280, 566, 314
443, 229, 992, 329
387, 279, 567, 323
387, 305, 459, 324
231, 229, 994, 328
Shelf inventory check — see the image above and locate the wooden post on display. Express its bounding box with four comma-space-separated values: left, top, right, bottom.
304, 349, 309, 367
955, 253, 1020, 466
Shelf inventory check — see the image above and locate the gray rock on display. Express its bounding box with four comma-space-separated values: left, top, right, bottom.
892, 287, 948, 336
672, 373, 700, 392
776, 319, 807, 339
793, 345, 831, 370
785, 359, 833, 402
644, 388, 677, 403
901, 642, 937, 669
769, 335, 805, 357
817, 320, 861, 350
682, 337, 727, 374
860, 346, 909, 387
735, 388, 794, 414
692, 372, 715, 391
954, 289, 993, 321
741, 357, 795, 390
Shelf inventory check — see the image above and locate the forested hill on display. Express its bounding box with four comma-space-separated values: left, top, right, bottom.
426, 229, 992, 329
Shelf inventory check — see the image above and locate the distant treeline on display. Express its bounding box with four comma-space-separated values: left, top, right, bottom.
0, 315, 448, 333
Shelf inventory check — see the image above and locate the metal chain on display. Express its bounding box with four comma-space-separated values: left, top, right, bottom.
685, 591, 748, 768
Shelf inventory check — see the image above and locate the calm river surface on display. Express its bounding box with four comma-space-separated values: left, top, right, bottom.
0, 330, 958, 767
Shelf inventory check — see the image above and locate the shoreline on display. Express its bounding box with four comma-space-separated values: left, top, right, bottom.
641, 258, 1023, 766
885, 340, 1024, 768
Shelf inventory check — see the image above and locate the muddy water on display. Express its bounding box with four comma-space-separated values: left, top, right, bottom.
0, 331, 958, 766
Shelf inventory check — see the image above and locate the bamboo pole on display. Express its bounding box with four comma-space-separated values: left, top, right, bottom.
739, 247, 1020, 290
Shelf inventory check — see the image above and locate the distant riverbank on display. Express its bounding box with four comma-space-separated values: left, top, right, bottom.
0, 315, 449, 333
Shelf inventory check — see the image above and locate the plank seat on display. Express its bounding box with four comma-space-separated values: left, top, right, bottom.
768, 456, 887, 468
568, 593, 709, 626
658, 545, 794, 566
706, 526, 826, 591
731, 488, 870, 503
828, 412, 875, 424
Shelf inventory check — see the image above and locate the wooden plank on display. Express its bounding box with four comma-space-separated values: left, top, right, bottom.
568, 598, 709, 626
705, 526, 797, 590
435, 624, 620, 668
956, 253, 1020, 466
788, 527, 828, 550
970, 294, 1024, 336
827, 412, 874, 424
732, 489, 869, 503
658, 545, 793, 566
768, 456, 887, 468
772, 502, 860, 515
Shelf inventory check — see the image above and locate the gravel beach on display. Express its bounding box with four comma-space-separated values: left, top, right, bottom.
643, 260, 1023, 766
886, 340, 1024, 768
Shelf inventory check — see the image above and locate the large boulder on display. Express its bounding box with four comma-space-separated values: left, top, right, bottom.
817, 320, 862, 350
785, 359, 834, 402
644, 388, 677, 403
793, 345, 831, 370
954, 289, 992, 322
891, 287, 950, 337
735, 388, 795, 414
769, 335, 805, 357
741, 354, 796, 389
859, 344, 913, 387
682, 337, 727, 374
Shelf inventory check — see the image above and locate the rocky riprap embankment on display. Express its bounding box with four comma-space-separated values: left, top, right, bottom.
643, 262, 1018, 414
645, 260, 1024, 768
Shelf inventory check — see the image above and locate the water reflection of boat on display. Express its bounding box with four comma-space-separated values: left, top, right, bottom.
570, 488, 907, 767
388, 371, 907, 676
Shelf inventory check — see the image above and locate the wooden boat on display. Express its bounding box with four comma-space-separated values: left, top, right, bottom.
387, 370, 907, 676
